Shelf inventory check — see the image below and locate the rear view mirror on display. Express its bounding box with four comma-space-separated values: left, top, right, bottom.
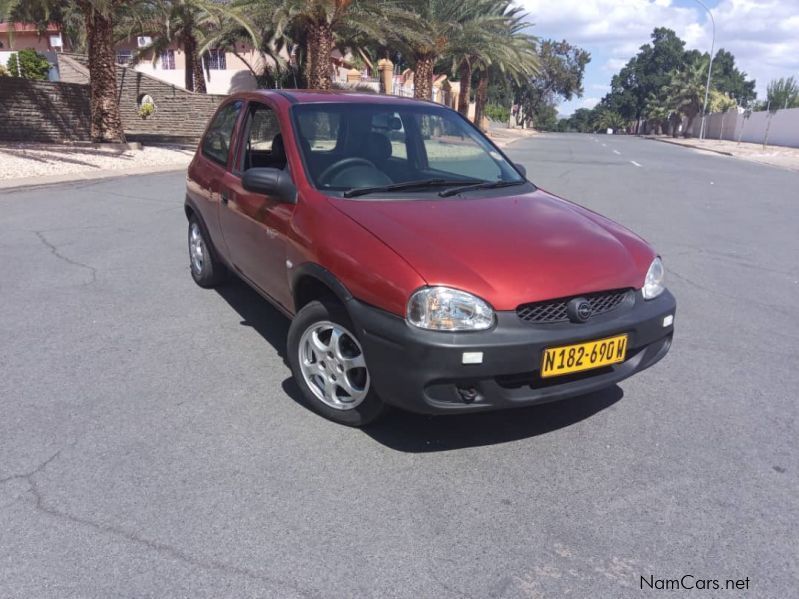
242, 168, 297, 204
515, 163, 527, 178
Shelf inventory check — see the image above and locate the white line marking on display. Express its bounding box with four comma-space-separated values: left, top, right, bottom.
630, 160, 642, 167
613, 149, 621, 155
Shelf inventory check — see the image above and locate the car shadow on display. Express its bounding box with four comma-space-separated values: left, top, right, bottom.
216, 278, 624, 452
214, 278, 290, 362
360, 386, 624, 452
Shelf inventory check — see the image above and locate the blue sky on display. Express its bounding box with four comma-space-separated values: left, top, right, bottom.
517, 0, 799, 116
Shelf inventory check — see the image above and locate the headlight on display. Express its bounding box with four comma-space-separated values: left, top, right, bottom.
642, 257, 665, 300
407, 287, 495, 331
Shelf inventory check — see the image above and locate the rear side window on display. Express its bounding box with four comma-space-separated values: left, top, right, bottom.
202, 101, 242, 166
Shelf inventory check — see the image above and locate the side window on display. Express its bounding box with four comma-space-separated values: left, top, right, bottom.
296, 110, 340, 152
241, 104, 284, 171
202, 101, 242, 166
416, 113, 503, 180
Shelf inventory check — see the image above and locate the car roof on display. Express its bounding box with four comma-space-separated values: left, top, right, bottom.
240, 89, 439, 107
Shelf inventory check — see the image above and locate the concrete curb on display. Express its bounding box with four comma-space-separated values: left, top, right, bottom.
643, 136, 734, 156
0, 163, 188, 192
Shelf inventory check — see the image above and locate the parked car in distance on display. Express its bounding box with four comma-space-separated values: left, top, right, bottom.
185, 90, 676, 426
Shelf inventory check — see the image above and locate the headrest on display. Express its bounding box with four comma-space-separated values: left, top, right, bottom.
364, 132, 392, 162
271, 133, 286, 162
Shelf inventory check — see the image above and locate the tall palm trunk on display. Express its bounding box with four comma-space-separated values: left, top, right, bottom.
192, 48, 206, 93
183, 34, 196, 91
474, 70, 488, 129
82, 5, 125, 142
457, 59, 472, 117
413, 53, 434, 100
308, 22, 333, 90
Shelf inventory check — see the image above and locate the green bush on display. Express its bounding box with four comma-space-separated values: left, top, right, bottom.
6, 49, 51, 80
485, 104, 510, 123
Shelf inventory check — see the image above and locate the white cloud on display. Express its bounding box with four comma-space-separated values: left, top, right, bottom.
519, 0, 799, 99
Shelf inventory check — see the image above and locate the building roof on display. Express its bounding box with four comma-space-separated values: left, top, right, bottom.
0, 22, 61, 34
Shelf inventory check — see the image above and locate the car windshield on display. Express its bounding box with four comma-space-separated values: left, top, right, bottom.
291, 102, 526, 197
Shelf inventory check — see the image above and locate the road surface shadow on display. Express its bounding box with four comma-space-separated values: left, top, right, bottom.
214, 278, 290, 361
361, 386, 624, 452
215, 278, 624, 451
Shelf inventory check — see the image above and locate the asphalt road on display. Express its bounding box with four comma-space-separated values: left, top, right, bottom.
1, 134, 797, 598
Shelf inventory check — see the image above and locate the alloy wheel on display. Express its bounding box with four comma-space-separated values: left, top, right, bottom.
298, 320, 370, 410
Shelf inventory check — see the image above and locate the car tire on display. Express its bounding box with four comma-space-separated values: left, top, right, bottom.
287, 299, 386, 426
188, 215, 227, 288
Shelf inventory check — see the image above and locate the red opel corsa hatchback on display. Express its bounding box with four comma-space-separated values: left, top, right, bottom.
186, 90, 675, 426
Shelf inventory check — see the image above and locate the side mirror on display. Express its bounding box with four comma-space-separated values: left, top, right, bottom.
242, 168, 297, 204
515, 163, 527, 178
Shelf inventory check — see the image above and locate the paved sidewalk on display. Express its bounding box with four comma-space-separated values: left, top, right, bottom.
487, 125, 538, 148
0, 143, 193, 189
646, 136, 799, 171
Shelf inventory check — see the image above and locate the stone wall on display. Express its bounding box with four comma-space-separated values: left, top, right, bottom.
0, 78, 91, 142
115, 66, 225, 145
0, 54, 225, 145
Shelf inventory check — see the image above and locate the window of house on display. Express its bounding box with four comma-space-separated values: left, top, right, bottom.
116, 50, 132, 66
201, 101, 242, 166
205, 49, 226, 70
159, 50, 175, 70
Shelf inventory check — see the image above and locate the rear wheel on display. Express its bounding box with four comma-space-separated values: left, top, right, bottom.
188, 215, 226, 288
288, 300, 386, 426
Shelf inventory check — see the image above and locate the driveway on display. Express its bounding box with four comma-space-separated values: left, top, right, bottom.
1, 133, 796, 597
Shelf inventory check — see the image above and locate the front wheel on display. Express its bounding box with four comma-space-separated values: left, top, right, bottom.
287, 300, 386, 426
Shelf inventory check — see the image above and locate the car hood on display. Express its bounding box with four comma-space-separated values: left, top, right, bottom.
329, 189, 655, 311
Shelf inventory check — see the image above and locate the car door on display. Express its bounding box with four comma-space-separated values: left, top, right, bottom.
189, 99, 244, 256
219, 100, 295, 310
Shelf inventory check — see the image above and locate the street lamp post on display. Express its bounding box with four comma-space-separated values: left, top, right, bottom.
694, 0, 715, 140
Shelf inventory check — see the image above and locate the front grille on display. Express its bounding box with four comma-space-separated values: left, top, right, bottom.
516, 289, 632, 324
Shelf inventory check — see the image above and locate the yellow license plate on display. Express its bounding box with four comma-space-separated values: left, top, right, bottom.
541, 334, 628, 378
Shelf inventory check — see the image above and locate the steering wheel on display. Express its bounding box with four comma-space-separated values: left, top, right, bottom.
318, 157, 378, 186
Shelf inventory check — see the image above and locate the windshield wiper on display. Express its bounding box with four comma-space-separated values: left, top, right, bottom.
342, 178, 481, 198
438, 179, 526, 197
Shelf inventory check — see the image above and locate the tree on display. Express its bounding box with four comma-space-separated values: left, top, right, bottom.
238, 0, 400, 91
3, 0, 127, 141
448, 1, 538, 124
6, 48, 51, 79
665, 58, 709, 137
765, 77, 799, 110
512, 39, 589, 128
603, 28, 687, 128
711, 48, 756, 107
394, 0, 484, 100
118, 0, 236, 93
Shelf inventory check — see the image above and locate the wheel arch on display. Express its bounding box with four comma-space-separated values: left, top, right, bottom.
291, 264, 353, 313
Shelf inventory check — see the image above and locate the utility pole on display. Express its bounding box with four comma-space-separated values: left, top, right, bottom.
694, 0, 715, 140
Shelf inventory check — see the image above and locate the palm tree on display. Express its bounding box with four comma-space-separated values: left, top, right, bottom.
2, 0, 128, 141
117, 0, 212, 92
644, 94, 671, 135
395, 0, 486, 101
467, 3, 538, 127
592, 109, 626, 133
233, 0, 399, 90
447, 0, 510, 117
665, 58, 709, 138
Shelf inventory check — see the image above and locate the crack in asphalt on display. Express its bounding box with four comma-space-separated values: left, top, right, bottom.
0, 449, 63, 485
33, 230, 98, 285
1, 450, 320, 598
